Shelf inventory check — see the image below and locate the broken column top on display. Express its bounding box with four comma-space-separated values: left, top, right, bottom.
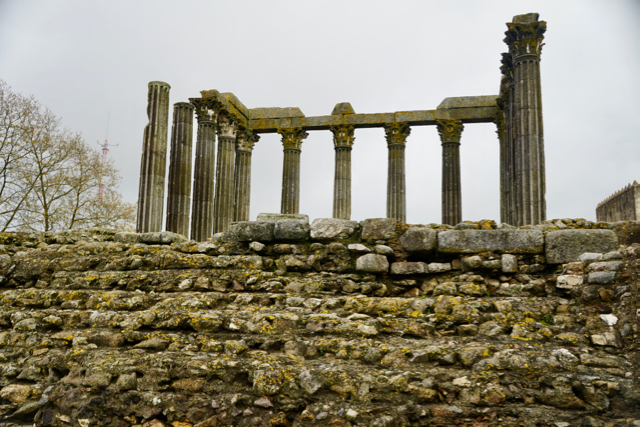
149, 81, 171, 89
512, 13, 539, 23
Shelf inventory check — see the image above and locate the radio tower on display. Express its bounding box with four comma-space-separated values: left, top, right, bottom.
97, 112, 118, 200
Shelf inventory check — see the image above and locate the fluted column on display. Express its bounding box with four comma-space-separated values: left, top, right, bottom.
437, 119, 464, 226
504, 13, 546, 225
166, 102, 195, 236
190, 106, 217, 241
137, 81, 171, 233
330, 125, 355, 219
213, 112, 237, 233
233, 130, 259, 222
278, 128, 308, 214
384, 122, 410, 222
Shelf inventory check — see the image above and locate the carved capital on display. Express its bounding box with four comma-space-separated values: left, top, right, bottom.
278, 127, 308, 150
217, 112, 238, 139
330, 125, 355, 149
504, 19, 546, 59
494, 113, 505, 142
236, 129, 260, 152
384, 122, 411, 146
436, 120, 464, 144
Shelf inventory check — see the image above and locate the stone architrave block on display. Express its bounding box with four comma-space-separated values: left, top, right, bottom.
361, 218, 398, 241
310, 218, 359, 241
356, 254, 389, 273
390, 262, 428, 275
399, 227, 437, 253
274, 219, 310, 241
138, 231, 188, 245
226, 222, 275, 242
556, 275, 583, 289
545, 230, 618, 264
437, 230, 543, 254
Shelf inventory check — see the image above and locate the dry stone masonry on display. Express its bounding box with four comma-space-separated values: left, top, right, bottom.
0, 216, 638, 426
136, 14, 548, 239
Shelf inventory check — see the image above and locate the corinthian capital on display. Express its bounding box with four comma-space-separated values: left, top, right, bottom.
278, 127, 308, 150
330, 125, 355, 149
217, 112, 238, 138
236, 129, 260, 152
384, 122, 411, 146
436, 119, 464, 144
504, 14, 546, 58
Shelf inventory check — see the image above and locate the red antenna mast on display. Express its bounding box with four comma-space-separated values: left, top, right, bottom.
97, 112, 118, 200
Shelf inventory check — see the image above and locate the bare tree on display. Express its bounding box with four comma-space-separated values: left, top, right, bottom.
0, 80, 135, 232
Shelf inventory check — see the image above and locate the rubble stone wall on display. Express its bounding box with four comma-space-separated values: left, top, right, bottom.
0, 217, 638, 426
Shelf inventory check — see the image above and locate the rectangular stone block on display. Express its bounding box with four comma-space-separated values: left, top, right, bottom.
556, 275, 583, 289
587, 271, 616, 285
274, 219, 310, 241
355, 254, 389, 273
257, 213, 309, 222
399, 227, 437, 253
390, 262, 428, 275
310, 218, 359, 241
361, 218, 398, 241
226, 222, 275, 242
437, 230, 543, 254
545, 230, 619, 264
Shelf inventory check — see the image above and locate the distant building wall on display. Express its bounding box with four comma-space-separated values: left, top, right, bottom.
596, 181, 640, 222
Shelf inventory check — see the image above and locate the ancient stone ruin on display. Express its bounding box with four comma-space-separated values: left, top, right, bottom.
137, 13, 547, 240
597, 182, 640, 222
1, 12, 637, 427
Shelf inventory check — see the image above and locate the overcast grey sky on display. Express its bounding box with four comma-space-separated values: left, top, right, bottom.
1, 0, 639, 227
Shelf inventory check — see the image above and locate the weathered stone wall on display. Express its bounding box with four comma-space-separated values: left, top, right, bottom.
597, 182, 640, 222
0, 217, 638, 426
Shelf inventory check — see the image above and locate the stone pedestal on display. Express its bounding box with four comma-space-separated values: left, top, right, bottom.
233, 130, 259, 222
330, 125, 355, 220
213, 113, 237, 233
437, 120, 464, 226
166, 102, 195, 237
190, 108, 216, 241
137, 81, 171, 233
278, 128, 308, 214
504, 13, 546, 226
384, 122, 410, 223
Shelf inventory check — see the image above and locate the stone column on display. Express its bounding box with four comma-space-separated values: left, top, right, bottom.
190, 107, 216, 241
330, 125, 355, 220
137, 81, 171, 233
437, 119, 464, 226
213, 112, 238, 233
233, 130, 259, 222
504, 13, 547, 225
384, 122, 410, 223
166, 102, 195, 237
278, 128, 308, 214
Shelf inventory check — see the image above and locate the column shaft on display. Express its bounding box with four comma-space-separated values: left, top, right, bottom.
504, 13, 546, 225
190, 113, 216, 241
213, 113, 237, 233
166, 103, 195, 237
331, 125, 355, 220
437, 120, 464, 226
137, 81, 171, 232
233, 130, 258, 222
384, 123, 410, 223
278, 128, 308, 214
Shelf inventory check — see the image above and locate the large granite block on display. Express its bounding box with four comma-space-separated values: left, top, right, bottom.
310, 218, 359, 241
361, 218, 398, 241
545, 230, 618, 264
226, 222, 275, 242
274, 219, 310, 241
399, 227, 437, 253
438, 230, 543, 254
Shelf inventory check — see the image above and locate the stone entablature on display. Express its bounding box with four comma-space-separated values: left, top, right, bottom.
597, 181, 640, 222
137, 14, 548, 240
